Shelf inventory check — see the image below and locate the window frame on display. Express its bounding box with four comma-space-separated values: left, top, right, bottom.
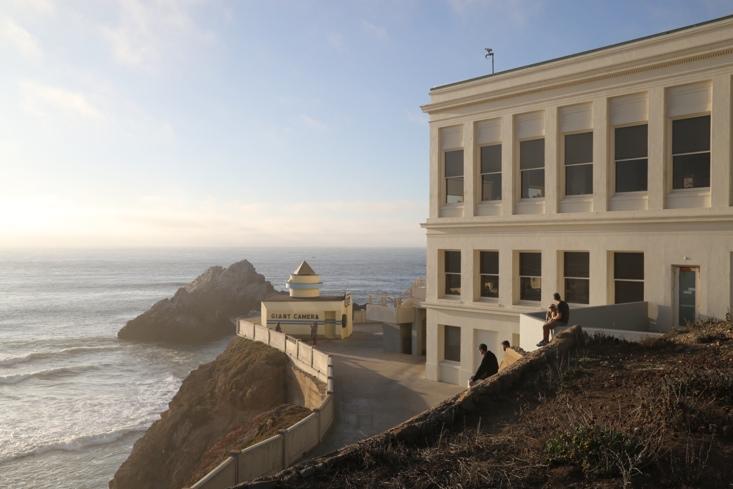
443, 148, 465, 205
669, 114, 711, 191
443, 325, 461, 362
518, 137, 545, 200
613, 122, 649, 194
518, 251, 542, 303
612, 252, 645, 304
478, 250, 499, 300
443, 250, 461, 297
562, 130, 594, 197
562, 251, 590, 305
479, 143, 502, 202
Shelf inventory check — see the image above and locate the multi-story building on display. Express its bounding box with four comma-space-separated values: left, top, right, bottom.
421, 15, 733, 385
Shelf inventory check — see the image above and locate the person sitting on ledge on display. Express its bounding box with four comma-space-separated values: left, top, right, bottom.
469, 343, 498, 387
536, 292, 570, 347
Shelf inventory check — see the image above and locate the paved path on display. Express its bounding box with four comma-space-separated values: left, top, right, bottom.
308, 323, 463, 457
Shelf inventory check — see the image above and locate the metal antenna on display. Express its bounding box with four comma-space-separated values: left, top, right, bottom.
484, 48, 494, 74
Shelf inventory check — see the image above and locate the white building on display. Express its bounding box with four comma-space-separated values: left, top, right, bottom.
421, 16, 733, 385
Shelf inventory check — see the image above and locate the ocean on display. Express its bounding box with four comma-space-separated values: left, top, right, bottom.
0, 247, 425, 489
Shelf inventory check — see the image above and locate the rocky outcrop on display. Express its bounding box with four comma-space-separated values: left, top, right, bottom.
118, 260, 280, 344
109, 338, 309, 489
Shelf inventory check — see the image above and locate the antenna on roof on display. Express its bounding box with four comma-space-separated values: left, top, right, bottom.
484, 48, 495, 74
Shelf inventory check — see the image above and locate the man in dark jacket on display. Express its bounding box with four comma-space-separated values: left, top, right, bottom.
469, 343, 498, 387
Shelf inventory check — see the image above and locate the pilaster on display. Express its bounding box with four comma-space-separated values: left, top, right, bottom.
711, 74, 732, 208
592, 98, 609, 212
429, 124, 440, 218
463, 121, 475, 216
501, 115, 515, 216
544, 107, 559, 215
647, 86, 666, 210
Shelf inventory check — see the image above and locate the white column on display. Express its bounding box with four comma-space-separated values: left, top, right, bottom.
711, 74, 732, 209
501, 115, 515, 216
647, 87, 666, 210
499, 246, 513, 307
541, 249, 558, 306
429, 124, 440, 218
460, 324, 474, 386
463, 121, 475, 217
425, 310, 439, 381
589, 248, 608, 306
592, 98, 609, 212
462, 245, 474, 303
544, 107, 559, 215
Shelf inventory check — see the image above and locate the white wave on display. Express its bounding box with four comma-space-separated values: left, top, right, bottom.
2, 336, 117, 351
0, 423, 149, 464
0, 346, 120, 367
0, 365, 99, 385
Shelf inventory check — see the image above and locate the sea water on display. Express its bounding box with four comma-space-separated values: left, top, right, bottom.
0, 247, 424, 489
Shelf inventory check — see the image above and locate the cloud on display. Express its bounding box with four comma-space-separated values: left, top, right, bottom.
361, 20, 389, 41
19, 80, 102, 120
16, 0, 55, 15
327, 32, 346, 51
101, 0, 210, 68
300, 114, 327, 130
0, 17, 42, 59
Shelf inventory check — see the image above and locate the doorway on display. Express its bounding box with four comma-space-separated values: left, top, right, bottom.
674, 266, 699, 326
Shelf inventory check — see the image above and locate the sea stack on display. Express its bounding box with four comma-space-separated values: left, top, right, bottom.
117, 260, 279, 344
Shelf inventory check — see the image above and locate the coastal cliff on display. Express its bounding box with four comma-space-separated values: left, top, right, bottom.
118, 260, 279, 344
109, 338, 310, 489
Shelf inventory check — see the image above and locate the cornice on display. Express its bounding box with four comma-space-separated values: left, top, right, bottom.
422, 301, 527, 317
422, 37, 733, 115
421, 211, 733, 231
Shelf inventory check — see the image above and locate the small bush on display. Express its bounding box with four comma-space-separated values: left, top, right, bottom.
545, 424, 644, 478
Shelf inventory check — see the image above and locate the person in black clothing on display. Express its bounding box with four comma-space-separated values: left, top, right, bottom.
469, 343, 498, 387
537, 292, 570, 347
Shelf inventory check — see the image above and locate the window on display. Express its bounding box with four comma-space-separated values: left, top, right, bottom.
564, 132, 593, 196
444, 325, 461, 362
444, 150, 464, 204
672, 115, 710, 189
520, 139, 545, 198
615, 124, 648, 192
519, 252, 541, 301
480, 145, 502, 201
479, 251, 499, 298
564, 252, 589, 304
614, 252, 644, 303
444, 250, 461, 296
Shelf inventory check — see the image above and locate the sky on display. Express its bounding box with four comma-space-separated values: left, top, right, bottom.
1, 0, 731, 248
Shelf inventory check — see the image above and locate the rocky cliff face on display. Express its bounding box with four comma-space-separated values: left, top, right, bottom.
118, 260, 280, 344
109, 338, 308, 489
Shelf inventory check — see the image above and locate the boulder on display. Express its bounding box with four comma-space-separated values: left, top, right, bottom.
118, 260, 281, 344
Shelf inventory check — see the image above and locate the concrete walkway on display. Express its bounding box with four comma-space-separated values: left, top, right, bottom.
307, 323, 463, 457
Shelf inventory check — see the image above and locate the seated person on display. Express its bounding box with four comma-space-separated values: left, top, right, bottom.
469, 343, 498, 387
536, 292, 570, 347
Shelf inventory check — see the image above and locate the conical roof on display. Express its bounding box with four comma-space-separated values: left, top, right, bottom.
292, 260, 317, 276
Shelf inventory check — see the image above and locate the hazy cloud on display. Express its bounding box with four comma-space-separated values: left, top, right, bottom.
0, 17, 42, 59
300, 114, 327, 130
361, 20, 389, 41
20, 80, 102, 120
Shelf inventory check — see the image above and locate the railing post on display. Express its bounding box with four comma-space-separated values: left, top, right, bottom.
267, 327, 271, 346
228, 450, 240, 484
280, 429, 288, 469
296, 340, 300, 361
327, 356, 334, 394
314, 408, 321, 441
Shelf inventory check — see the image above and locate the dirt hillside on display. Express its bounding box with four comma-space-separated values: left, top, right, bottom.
109, 338, 310, 489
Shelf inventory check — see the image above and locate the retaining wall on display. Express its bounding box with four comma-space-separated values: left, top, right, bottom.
189, 320, 334, 489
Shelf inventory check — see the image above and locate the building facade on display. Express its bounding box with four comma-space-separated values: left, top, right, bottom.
261, 261, 353, 339
421, 16, 733, 385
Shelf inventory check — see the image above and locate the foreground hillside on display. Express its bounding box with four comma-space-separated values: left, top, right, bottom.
239, 321, 733, 489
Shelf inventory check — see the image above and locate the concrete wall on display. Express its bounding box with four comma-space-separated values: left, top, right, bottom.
261, 299, 353, 339
189, 320, 335, 489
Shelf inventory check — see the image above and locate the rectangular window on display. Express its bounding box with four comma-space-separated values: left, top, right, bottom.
615, 124, 648, 192
519, 252, 541, 301
444, 250, 461, 296
480, 144, 502, 201
614, 252, 644, 303
520, 139, 545, 199
564, 132, 593, 196
672, 115, 710, 189
443, 325, 461, 362
444, 150, 464, 204
479, 251, 499, 298
564, 251, 589, 304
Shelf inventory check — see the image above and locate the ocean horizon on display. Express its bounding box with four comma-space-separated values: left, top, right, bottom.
0, 247, 425, 489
